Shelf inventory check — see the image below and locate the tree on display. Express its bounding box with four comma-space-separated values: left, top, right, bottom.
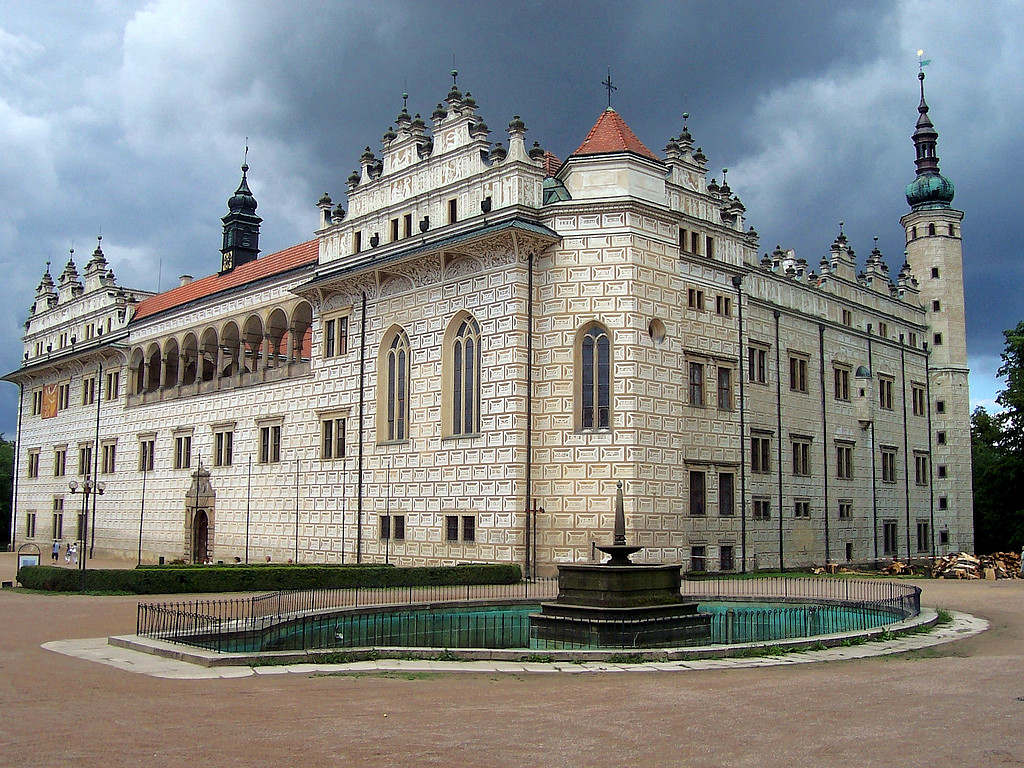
0, 434, 13, 548
972, 321, 1024, 553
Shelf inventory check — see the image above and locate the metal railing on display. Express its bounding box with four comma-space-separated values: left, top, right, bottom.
136, 575, 920, 653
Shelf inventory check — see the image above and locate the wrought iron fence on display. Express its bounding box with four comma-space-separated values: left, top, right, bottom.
136, 575, 920, 653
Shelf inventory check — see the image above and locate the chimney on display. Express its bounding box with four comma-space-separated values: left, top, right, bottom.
179, 275, 193, 287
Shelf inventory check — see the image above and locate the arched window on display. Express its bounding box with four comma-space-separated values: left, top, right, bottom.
381, 328, 411, 441
450, 315, 481, 435
579, 324, 611, 430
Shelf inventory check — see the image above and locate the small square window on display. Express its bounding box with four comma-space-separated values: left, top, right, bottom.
937, 431, 946, 445
690, 545, 707, 572
931, 267, 940, 278
935, 400, 946, 414
933, 333, 943, 346
932, 300, 941, 312
938, 496, 948, 510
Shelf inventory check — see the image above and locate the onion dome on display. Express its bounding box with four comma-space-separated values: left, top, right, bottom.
489, 142, 507, 162
664, 135, 680, 154
432, 102, 448, 120
318, 192, 332, 207
87, 235, 108, 270
905, 70, 954, 210
719, 169, 731, 196
227, 163, 258, 215
463, 91, 477, 110
679, 113, 693, 145
447, 69, 462, 102
508, 115, 526, 133
347, 169, 361, 186
333, 203, 346, 221
410, 113, 425, 131
360, 146, 376, 165
707, 178, 720, 195
382, 125, 397, 143
693, 147, 706, 164
528, 141, 545, 160
36, 262, 55, 293
470, 119, 489, 138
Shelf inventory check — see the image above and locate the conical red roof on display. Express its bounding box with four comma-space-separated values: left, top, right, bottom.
572, 108, 658, 160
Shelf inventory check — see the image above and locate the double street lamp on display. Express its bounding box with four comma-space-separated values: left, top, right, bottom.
68, 477, 105, 586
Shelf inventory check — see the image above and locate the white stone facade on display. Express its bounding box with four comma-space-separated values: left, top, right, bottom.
5, 83, 974, 573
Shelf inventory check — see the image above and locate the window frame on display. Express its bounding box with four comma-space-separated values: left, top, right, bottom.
321, 416, 346, 460
791, 438, 811, 477
578, 323, 612, 431
173, 433, 192, 470
379, 327, 412, 442
688, 361, 705, 407
881, 447, 897, 484
788, 354, 808, 393
751, 435, 771, 474
447, 314, 482, 438
689, 470, 706, 516
747, 345, 768, 384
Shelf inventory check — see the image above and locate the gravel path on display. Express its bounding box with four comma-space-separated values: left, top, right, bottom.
2, 553, 1022, 767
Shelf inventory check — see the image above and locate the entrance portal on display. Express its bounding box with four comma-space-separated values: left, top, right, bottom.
192, 509, 209, 563
183, 465, 215, 563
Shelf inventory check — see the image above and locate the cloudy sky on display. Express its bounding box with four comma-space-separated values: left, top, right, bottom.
0, 0, 1020, 436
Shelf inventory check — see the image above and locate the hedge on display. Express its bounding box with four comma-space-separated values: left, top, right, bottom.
16, 563, 522, 594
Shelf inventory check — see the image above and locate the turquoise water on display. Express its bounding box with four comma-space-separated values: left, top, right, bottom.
222, 600, 902, 653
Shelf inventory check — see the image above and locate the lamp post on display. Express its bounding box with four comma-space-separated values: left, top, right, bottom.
68, 477, 104, 591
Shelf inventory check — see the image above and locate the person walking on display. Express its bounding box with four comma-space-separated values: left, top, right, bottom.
69, 542, 78, 565
65, 542, 72, 564
52, 540, 60, 562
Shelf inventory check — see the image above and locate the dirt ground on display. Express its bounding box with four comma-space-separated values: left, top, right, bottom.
1, 553, 1022, 768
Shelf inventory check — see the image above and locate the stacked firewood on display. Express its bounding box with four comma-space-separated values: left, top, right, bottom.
931, 551, 1022, 579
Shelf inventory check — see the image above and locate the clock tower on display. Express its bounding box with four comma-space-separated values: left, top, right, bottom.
220, 162, 262, 273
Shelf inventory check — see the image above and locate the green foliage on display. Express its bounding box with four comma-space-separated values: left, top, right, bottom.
16, 562, 521, 594
0, 434, 13, 548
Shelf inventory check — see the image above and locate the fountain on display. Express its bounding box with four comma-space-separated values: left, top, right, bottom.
530, 481, 712, 648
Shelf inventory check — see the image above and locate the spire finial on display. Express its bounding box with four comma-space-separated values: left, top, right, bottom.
839, 221, 844, 236
451, 67, 458, 88
242, 138, 249, 172
402, 91, 408, 110
602, 66, 617, 108
682, 111, 689, 129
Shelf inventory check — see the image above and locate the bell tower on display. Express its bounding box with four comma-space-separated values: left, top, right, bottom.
220, 161, 262, 273
899, 68, 973, 552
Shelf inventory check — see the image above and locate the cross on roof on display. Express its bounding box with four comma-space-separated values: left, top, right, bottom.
602, 67, 617, 108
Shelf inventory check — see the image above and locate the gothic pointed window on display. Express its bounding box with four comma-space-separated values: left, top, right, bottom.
578, 323, 611, 430
380, 328, 411, 441
448, 314, 481, 436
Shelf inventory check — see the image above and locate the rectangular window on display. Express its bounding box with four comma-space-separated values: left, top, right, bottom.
353, 231, 362, 253
462, 515, 475, 543
937, 465, 947, 478
379, 515, 391, 541
390, 217, 399, 242
705, 235, 714, 259
53, 447, 67, 478
448, 198, 458, 224
878, 322, 888, 339
719, 544, 734, 571
836, 443, 853, 480
752, 498, 771, 520
690, 545, 706, 572
27, 450, 40, 478
139, 439, 155, 472
82, 376, 97, 406
76, 511, 86, 541
909, 332, 918, 348
883, 520, 898, 555
687, 288, 704, 310
259, 425, 282, 464
32, 389, 43, 416
751, 436, 771, 473
912, 384, 926, 416
794, 500, 811, 518
58, 382, 70, 410
842, 309, 853, 327
691, 231, 700, 255
834, 366, 850, 401
935, 400, 946, 414
321, 417, 346, 460
174, 434, 192, 470
791, 439, 811, 476
939, 529, 950, 545
26, 512, 36, 539
937, 431, 946, 445
689, 471, 706, 516
879, 376, 894, 410
689, 362, 704, 406
838, 500, 852, 519
214, 430, 234, 467
403, 213, 413, 238
933, 332, 942, 346
52, 497, 64, 539
932, 300, 941, 312
916, 520, 930, 552
393, 515, 405, 541
717, 367, 732, 410
719, 472, 735, 516
789, 355, 808, 393
915, 453, 929, 486
939, 496, 948, 510
846, 542, 854, 561
445, 515, 459, 542
748, 346, 767, 384
881, 448, 897, 483
324, 316, 349, 358
444, 515, 475, 542
105, 371, 119, 401
678, 227, 688, 252
715, 295, 731, 316
101, 442, 116, 474
78, 445, 92, 476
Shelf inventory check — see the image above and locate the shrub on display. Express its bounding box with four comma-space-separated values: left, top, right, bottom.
17, 563, 522, 594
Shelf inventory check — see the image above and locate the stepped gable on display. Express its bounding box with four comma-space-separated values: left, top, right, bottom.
572, 107, 658, 160
133, 239, 319, 321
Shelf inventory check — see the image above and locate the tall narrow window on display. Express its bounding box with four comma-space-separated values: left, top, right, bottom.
53, 447, 67, 478
101, 442, 116, 474
259, 424, 282, 464
751, 436, 771, 473
689, 471, 706, 516
791, 439, 811, 476
214, 429, 234, 467
834, 366, 850, 401
881, 448, 897, 483
789, 355, 808, 393
139, 439, 155, 472
451, 316, 481, 436
748, 346, 767, 384
689, 362, 705, 406
322, 417, 346, 459
883, 520, 898, 555
879, 376, 894, 410
719, 472, 735, 516
717, 367, 732, 410
174, 434, 192, 470
382, 329, 411, 441
580, 324, 611, 430
448, 198, 458, 224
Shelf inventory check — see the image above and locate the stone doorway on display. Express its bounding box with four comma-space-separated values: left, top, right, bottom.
184, 466, 215, 563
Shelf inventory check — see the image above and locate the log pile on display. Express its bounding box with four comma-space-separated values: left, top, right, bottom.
931, 551, 1022, 580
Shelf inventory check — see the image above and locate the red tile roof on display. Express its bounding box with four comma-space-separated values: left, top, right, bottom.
542, 151, 563, 177
132, 239, 319, 321
572, 108, 659, 160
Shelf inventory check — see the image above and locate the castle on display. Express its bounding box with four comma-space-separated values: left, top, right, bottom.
5, 71, 973, 572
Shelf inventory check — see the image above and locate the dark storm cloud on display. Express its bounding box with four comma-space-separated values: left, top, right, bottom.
0, 1, 1019, 434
